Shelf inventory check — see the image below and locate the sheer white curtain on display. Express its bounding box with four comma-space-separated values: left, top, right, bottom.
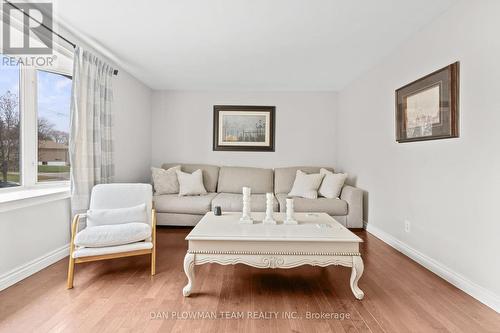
69, 46, 115, 214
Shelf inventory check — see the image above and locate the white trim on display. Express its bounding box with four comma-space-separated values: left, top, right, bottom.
364, 222, 500, 313
0, 244, 69, 291
21, 64, 38, 187
0, 186, 70, 212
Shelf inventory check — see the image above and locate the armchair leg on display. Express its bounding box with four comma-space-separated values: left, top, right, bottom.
68, 214, 80, 289
151, 250, 156, 276
67, 256, 75, 289
151, 207, 157, 276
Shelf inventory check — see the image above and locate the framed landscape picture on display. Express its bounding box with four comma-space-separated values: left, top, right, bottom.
213, 105, 275, 151
396, 62, 459, 143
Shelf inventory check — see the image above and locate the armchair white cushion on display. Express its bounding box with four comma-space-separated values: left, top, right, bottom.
89, 184, 153, 224
74, 223, 151, 248
86, 203, 147, 227
72, 242, 153, 259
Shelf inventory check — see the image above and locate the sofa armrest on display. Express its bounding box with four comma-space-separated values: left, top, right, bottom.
340, 185, 363, 228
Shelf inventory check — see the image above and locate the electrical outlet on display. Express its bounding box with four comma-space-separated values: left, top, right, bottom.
404, 220, 411, 233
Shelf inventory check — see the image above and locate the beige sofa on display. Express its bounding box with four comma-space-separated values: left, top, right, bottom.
154, 163, 363, 228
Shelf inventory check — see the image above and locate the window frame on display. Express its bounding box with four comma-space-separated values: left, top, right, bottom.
0, 56, 73, 192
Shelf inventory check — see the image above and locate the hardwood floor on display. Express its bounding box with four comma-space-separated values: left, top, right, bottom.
0, 227, 499, 333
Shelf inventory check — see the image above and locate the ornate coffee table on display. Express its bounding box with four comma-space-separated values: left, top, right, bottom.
182, 212, 364, 299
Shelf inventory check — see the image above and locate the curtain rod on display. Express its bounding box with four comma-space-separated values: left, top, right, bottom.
4, 0, 119, 76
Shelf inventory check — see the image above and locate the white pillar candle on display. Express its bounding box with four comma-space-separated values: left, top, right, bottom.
242, 186, 251, 197
286, 198, 294, 218
285, 198, 297, 224
263, 192, 276, 224
239, 186, 254, 224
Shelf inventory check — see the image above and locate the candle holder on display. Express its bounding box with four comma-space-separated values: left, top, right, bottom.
239, 186, 254, 224
263, 193, 276, 224
284, 197, 298, 225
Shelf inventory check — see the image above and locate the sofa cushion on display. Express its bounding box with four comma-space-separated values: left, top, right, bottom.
153, 193, 217, 214
211, 193, 278, 212
162, 163, 220, 192
74, 223, 151, 248
276, 193, 348, 216
217, 166, 274, 194
274, 166, 334, 194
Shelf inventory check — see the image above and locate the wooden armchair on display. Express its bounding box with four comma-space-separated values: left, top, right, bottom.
67, 183, 156, 288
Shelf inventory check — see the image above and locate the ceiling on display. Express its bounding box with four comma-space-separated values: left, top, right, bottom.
54, 0, 456, 91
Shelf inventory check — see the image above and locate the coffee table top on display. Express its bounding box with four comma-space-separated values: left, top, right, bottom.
186, 212, 362, 242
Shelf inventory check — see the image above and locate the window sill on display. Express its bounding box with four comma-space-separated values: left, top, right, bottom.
0, 186, 70, 213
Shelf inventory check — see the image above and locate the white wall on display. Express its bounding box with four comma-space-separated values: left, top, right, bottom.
0, 198, 71, 289
151, 91, 337, 169
113, 70, 152, 182
337, 0, 500, 309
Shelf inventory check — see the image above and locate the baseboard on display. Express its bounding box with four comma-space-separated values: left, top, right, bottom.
364, 222, 500, 313
0, 244, 69, 292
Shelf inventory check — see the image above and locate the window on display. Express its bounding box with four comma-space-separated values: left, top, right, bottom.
37, 70, 72, 182
0, 56, 21, 188
0, 53, 72, 191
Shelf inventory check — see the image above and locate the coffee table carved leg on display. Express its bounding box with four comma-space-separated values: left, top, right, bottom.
183, 253, 195, 296
350, 256, 364, 300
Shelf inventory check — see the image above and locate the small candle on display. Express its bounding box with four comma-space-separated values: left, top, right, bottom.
286, 198, 294, 217
266, 192, 273, 200
242, 187, 251, 196
285, 198, 297, 224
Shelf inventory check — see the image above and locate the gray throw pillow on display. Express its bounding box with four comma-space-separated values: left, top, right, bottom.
151, 166, 181, 194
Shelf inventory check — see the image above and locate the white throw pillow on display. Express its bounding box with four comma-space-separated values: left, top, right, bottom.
86, 203, 147, 228
151, 166, 180, 194
288, 170, 324, 199
176, 169, 207, 196
318, 168, 348, 199
75, 223, 151, 248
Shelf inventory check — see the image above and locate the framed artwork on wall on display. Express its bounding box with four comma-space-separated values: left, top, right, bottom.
213, 105, 275, 151
395, 62, 459, 143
